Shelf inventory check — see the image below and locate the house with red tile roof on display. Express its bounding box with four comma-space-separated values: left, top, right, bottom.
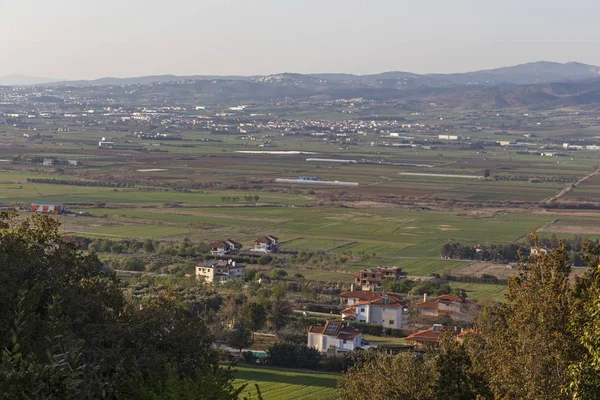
354, 266, 407, 291
210, 239, 242, 256
252, 235, 279, 254
412, 294, 479, 321
406, 325, 477, 349
405, 324, 444, 349
307, 320, 364, 353
340, 293, 405, 329
339, 290, 389, 305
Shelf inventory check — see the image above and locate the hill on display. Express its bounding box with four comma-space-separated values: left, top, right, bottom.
34, 61, 600, 88
0, 74, 59, 86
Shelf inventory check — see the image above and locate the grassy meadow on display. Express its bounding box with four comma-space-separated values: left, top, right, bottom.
233, 366, 339, 400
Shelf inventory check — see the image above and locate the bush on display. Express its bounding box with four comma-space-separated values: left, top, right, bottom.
271, 268, 288, 280
267, 343, 321, 369
242, 351, 256, 364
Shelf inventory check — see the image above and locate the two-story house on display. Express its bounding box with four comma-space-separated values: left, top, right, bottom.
307, 320, 363, 353
412, 294, 478, 321
354, 266, 407, 291
253, 235, 279, 253
195, 259, 245, 283
209, 239, 241, 256
341, 293, 405, 329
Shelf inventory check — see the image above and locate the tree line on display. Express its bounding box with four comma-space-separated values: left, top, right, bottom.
221, 195, 260, 204
27, 178, 135, 188
441, 236, 599, 264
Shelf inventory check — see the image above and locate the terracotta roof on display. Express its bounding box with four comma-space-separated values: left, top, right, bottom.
412, 301, 440, 310
339, 291, 385, 301
437, 294, 464, 303
341, 307, 356, 314
405, 327, 442, 343
308, 326, 325, 334
351, 296, 403, 308
255, 235, 279, 244
337, 328, 359, 340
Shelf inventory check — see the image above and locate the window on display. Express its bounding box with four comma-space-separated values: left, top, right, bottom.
360, 308, 365, 312
389, 320, 395, 325
343, 340, 347, 344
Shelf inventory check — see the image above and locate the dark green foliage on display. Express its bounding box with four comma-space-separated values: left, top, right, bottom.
267, 343, 321, 369
0, 213, 246, 399
143, 239, 155, 253
239, 302, 267, 333
435, 330, 491, 400
382, 278, 416, 293
270, 268, 287, 279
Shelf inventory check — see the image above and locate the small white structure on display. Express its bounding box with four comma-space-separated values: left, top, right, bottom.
195, 259, 245, 284
307, 321, 363, 353
530, 247, 552, 256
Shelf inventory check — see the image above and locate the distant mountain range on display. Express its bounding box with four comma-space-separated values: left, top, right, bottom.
0, 74, 60, 86
2, 61, 600, 87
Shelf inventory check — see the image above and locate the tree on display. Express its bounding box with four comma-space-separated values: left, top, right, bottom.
271, 268, 287, 280
228, 323, 253, 354
239, 302, 267, 336
143, 238, 155, 253
0, 212, 245, 399
245, 269, 257, 282
338, 350, 437, 400
483, 169, 490, 178
568, 246, 600, 399
267, 343, 320, 369
267, 284, 292, 332
475, 237, 580, 399
435, 329, 491, 400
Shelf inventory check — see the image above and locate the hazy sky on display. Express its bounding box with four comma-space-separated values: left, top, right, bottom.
1, 0, 599, 79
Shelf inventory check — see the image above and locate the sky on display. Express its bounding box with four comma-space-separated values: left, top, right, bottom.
0, 0, 599, 80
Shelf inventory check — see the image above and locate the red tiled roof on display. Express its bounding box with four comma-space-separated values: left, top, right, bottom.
341, 308, 356, 314
437, 294, 464, 303
405, 327, 441, 342
339, 291, 385, 301
308, 326, 325, 334
351, 297, 403, 308
412, 301, 440, 310
337, 328, 359, 340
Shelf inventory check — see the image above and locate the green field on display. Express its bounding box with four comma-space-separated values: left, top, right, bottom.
52, 206, 553, 276
234, 366, 339, 400
448, 282, 508, 302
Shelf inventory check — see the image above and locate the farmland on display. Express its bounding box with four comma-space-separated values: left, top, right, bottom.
3, 97, 600, 294
233, 366, 339, 400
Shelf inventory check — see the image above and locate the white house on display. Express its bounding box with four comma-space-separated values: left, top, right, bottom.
209, 239, 241, 256
307, 321, 363, 353
341, 294, 404, 329
195, 259, 245, 284
252, 235, 279, 253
